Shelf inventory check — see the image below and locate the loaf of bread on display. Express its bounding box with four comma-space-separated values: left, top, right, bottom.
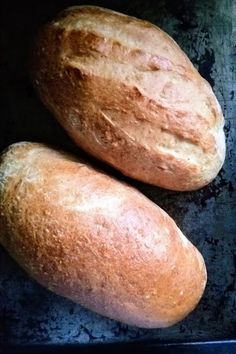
0, 142, 206, 328
32, 6, 225, 191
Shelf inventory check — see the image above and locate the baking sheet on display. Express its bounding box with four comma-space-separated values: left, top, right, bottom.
1, 0, 236, 345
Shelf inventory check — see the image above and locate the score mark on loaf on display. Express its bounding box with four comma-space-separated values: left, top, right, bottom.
32, 5, 226, 191
0, 142, 207, 328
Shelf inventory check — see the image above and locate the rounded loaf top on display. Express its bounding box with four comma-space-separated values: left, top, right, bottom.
0, 142, 207, 328
32, 6, 226, 191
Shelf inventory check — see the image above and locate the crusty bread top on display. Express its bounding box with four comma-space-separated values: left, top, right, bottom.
32, 6, 225, 190
0, 142, 206, 328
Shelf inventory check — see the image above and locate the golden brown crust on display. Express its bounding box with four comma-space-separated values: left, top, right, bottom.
31, 6, 225, 191
0, 142, 206, 328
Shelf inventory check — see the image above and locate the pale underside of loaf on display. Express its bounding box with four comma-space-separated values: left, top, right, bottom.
32, 6, 225, 190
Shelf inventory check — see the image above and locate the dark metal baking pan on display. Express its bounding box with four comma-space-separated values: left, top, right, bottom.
2, 340, 236, 354
1, 0, 236, 351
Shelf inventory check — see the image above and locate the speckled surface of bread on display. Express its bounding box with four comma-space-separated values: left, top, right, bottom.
32, 6, 226, 191
0, 142, 207, 328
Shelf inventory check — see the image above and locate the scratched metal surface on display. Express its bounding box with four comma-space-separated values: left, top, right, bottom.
1, 0, 236, 345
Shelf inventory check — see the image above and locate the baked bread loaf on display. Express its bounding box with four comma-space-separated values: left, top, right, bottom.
0, 142, 207, 328
32, 6, 225, 191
